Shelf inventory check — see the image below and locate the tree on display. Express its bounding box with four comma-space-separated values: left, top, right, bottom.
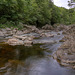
68, 0, 75, 8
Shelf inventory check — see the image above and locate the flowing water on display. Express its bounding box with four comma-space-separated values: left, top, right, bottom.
0, 31, 75, 75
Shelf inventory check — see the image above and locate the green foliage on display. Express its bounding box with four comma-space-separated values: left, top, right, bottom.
0, 0, 75, 28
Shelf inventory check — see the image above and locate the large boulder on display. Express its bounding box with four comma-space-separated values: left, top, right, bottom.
6, 34, 34, 46
13, 35, 26, 40
23, 25, 39, 33
6, 38, 24, 46
6, 38, 33, 46
13, 35, 35, 41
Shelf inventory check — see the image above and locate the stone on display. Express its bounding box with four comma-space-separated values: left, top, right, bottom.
5, 31, 13, 37
24, 40, 33, 46
0, 31, 4, 37
12, 29, 17, 34
16, 31, 23, 35
6, 38, 24, 46
23, 25, 39, 33
42, 24, 53, 30
23, 30, 30, 34
40, 33, 54, 37
13, 35, 27, 40
53, 25, 75, 68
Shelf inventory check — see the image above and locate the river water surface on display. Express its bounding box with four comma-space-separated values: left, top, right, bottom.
0, 31, 75, 75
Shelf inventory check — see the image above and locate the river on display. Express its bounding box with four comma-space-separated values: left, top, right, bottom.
0, 31, 75, 75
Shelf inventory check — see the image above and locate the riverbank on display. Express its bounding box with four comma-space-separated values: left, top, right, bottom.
53, 25, 75, 69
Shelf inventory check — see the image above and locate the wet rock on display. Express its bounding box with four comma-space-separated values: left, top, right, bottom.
0, 28, 13, 37
59, 39, 65, 42
57, 33, 60, 35
33, 39, 57, 44
0, 31, 4, 37
13, 35, 35, 41
12, 28, 17, 34
16, 31, 23, 35
24, 40, 33, 46
1, 29, 6, 32
22, 30, 30, 34
6, 38, 24, 46
53, 25, 75, 68
40, 33, 54, 37
13, 35, 26, 40
62, 31, 67, 34
6, 34, 34, 46
23, 25, 39, 33
5, 31, 13, 37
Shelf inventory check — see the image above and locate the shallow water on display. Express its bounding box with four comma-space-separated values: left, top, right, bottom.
0, 31, 75, 75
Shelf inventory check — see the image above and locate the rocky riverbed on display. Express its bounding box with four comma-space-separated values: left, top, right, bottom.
0, 24, 57, 46
0, 24, 75, 69
53, 25, 75, 69
0, 24, 75, 75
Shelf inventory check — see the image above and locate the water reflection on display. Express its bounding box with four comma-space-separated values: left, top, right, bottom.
15, 44, 45, 60
0, 44, 45, 75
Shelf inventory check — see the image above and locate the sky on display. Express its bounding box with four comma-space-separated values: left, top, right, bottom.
53, 0, 70, 9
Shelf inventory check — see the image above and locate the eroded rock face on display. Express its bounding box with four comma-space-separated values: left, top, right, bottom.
53, 25, 75, 69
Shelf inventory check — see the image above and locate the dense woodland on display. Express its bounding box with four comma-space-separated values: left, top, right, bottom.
0, 0, 75, 28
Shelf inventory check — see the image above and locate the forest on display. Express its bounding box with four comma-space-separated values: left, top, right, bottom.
0, 0, 75, 28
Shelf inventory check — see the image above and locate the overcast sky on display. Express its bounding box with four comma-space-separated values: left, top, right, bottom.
53, 0, 70, 9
